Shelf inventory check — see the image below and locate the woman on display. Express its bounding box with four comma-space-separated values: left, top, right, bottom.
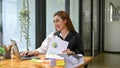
21, 10, 84, 56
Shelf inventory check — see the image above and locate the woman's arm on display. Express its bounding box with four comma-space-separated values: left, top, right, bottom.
36, 31, 55, 54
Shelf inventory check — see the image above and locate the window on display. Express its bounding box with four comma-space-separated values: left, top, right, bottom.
2, 0, 35, 51
46, 0, 65, 35
0, 0, 2, 46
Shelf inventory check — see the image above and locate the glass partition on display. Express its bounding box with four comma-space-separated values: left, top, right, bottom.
70, 0, 79, 32
2, 0, 35, 51
2, 0, 18, 46
82, 0, 92, 56
0, 0, 2, 47
93, 0, 99, 56
46, 0, 65, 35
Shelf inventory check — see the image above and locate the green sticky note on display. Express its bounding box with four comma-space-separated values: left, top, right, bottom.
31, 59, 44, 62
30, 58, 37, 62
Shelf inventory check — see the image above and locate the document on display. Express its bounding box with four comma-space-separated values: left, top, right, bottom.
45, 36, 69, 59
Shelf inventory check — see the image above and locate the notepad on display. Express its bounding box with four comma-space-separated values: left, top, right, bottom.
56, 59, 65, 66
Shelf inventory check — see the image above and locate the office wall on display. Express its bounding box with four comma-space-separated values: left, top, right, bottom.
2, 0, 35, 51
104, 0, 120, 52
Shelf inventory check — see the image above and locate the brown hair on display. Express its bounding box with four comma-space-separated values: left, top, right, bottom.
53, 10, 76, 32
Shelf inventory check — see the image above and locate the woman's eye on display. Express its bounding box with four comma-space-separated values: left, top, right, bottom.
54, 19, 60, 23
56, 20, 59, 22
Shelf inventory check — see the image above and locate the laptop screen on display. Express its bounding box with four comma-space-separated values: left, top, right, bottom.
10, 39, 21, 59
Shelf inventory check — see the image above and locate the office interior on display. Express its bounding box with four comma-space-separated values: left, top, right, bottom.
0, 0, 120, 68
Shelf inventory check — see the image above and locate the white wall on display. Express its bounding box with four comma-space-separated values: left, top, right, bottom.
2, 0, 35, 51
104, 0, 120, 52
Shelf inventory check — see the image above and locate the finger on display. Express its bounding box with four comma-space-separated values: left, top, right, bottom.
62, 50, 67, 53
21, 51, 28, 56
20, 52, 24, 56
33, 51, 39, 56
63, 49, 69, 53
28, 51, 33, 56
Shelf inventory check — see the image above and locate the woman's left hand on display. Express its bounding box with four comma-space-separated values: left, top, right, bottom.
62, 49, 75, 55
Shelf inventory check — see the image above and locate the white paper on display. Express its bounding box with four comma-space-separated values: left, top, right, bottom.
64, 54, 84, 68
45, 36, 69, 59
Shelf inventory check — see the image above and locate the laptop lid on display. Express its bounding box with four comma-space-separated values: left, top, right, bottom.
10, 39, 21, 59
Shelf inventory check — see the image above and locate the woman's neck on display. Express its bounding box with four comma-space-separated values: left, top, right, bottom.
60, 29, 70, 39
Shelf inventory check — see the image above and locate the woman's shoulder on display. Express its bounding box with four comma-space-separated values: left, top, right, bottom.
70, 31, 79, 36
70, 31, 81, 38
47, 31, 57, 38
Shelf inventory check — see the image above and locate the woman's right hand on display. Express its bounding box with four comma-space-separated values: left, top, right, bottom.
20, 50, 39, 56
20, 51, 31, 56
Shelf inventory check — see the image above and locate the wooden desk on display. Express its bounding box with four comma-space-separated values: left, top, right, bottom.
76, 56, 93, 68
0, 55, 93, 68
0, 55, 64, 68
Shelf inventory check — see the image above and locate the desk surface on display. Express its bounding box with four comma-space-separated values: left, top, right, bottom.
0, 55, 93, 68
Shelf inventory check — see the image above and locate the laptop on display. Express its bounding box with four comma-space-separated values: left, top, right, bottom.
10, 39, 40, 60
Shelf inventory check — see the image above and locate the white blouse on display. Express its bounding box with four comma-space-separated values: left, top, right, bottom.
36, 31, 56, 54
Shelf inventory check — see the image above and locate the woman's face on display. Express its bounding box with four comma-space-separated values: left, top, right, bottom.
53, 16, 67, 31
54, 16, 66, 31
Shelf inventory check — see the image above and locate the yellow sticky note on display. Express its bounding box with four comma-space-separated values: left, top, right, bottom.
56, 60, 65, 66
